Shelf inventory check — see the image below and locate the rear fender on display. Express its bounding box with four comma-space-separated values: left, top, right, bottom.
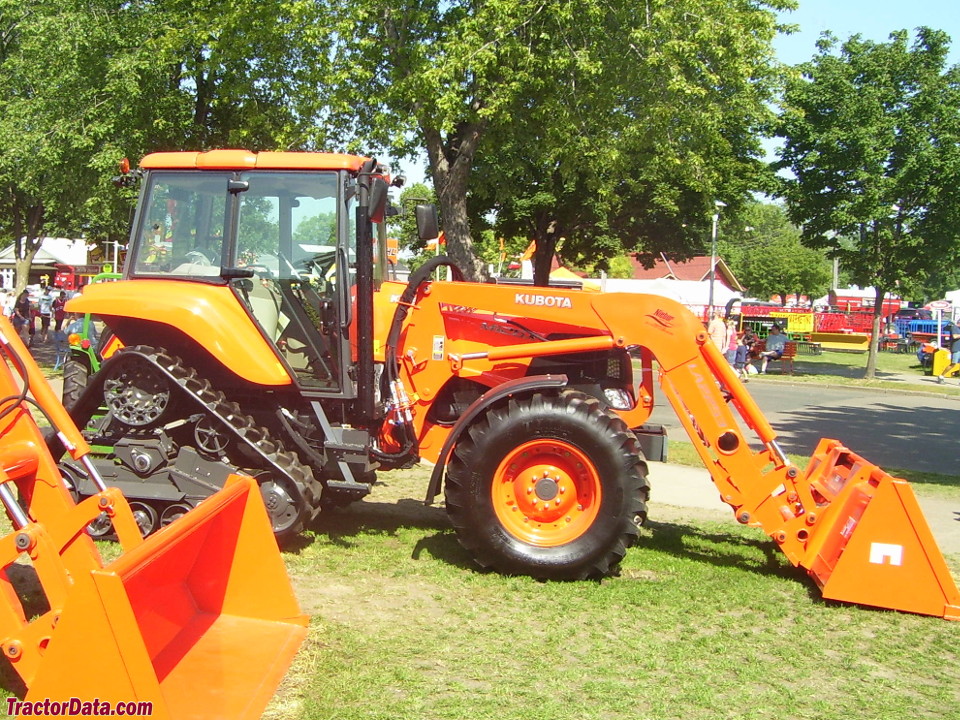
67, 279, 292, 386
423, 374, 568, 504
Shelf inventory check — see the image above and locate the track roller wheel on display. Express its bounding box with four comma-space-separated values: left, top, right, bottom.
87, 513, 113, 538
445, 390, 648, 580
257, 472, 309, 543
160, 503, 192, 527
102, 355, 171, 427
129, 501, 159, 537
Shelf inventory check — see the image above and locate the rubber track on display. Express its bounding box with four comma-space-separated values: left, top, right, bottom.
102, 346, 324, 526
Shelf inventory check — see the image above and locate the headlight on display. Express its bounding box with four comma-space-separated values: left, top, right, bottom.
603, 387, 633, 410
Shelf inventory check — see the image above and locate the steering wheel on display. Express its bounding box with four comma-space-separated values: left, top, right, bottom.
183, 250, 212, 265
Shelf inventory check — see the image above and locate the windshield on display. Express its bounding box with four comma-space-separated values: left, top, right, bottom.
236, 172, 340, 281
132, 172, 227, 276
130, 170, 342, 279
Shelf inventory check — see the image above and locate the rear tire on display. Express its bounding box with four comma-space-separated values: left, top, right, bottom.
445, 390, 648, 580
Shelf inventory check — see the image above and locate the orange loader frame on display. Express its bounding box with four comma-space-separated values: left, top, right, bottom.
0, 316, 307, 717
387, 282, 960, 619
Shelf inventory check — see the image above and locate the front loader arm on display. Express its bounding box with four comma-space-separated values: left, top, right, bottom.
586, 292, 960, 620
413, 283, 958, 618
587, 293, 806, 542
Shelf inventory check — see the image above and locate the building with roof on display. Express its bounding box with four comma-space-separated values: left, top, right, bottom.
0, 237, 92, 289
626, 252, 744, 293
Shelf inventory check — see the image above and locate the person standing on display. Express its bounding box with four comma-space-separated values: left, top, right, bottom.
936, 321, 960, 384
708, 312, 727, 352
37, 286, 54, 342
13, 290, 34, 344
724, 319, 738, 365
734, 334, 751, 381
52, 290, 68, 332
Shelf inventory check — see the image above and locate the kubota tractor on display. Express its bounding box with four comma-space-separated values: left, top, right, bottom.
63, 150, 959, 617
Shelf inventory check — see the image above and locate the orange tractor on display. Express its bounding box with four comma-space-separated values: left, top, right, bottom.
0, 315, 306, 715
63, 150, 958, 618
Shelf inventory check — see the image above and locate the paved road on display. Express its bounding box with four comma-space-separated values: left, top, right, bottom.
649, 379, 960, 477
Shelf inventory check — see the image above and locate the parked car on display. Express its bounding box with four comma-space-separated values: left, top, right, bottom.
896, 307, 932, 321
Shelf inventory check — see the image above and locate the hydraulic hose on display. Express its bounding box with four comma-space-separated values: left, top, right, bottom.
372, 255, 465, 464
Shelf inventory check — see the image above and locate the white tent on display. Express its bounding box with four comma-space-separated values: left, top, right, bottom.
599, 277, 742, 307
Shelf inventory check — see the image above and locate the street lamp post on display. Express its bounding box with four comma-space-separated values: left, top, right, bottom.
708, 200, 727, 314
105, 240, 127, 272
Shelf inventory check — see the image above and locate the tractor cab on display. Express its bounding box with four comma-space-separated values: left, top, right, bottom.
124, 153, 392, 395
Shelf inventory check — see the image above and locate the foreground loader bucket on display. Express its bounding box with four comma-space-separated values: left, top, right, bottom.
799, 440, 960, 620
22, 475, 308, 719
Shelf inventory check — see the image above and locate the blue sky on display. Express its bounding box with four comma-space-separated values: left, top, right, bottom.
774, 0, 960, 65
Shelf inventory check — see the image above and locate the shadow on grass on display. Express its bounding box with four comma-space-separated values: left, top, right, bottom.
283, 498, 477, 570
288, 492, 812, 583
787, 360, 928, 381
640, 519, 797, 581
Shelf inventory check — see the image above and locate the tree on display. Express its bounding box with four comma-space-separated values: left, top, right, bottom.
0, 0, 130, 292
321, 0, 794, 283
390, 183, 438, 255
717, 202, 831, 303
468, 0, 792, 285
0, 0, 332, 290
775, 28, 960, 377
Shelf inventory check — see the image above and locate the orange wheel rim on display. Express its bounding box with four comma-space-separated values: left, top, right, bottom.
491, 439, 602, 547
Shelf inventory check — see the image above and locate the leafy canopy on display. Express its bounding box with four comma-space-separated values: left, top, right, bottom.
718, 202, 832, 304
775, 27, 960, 375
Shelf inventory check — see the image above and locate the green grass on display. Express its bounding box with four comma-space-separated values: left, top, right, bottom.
259, 467, 960, 720
759, 347, 960, 395
4, 347, 958, 719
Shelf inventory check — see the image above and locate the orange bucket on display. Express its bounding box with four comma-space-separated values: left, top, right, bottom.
0, 317, 306, 718
799, 440, 960, 619
20, 476, 308, 719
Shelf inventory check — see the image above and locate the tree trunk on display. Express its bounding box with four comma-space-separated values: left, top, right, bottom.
865, 288, 887, 379
11, 198, 45, 294
421, 123, 487, 282
531, 235, 557, 286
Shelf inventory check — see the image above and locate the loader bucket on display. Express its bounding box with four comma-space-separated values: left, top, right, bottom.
21, 475, 308, 719
799, 439, 960, 620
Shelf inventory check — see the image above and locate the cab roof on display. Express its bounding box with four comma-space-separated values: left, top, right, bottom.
140, 150, 369, 172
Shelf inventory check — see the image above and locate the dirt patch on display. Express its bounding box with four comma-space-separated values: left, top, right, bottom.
293, 572, 450, 624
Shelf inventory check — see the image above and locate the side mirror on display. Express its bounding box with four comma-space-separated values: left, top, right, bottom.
415, 204, 439, 242
369, 177, 389, 224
